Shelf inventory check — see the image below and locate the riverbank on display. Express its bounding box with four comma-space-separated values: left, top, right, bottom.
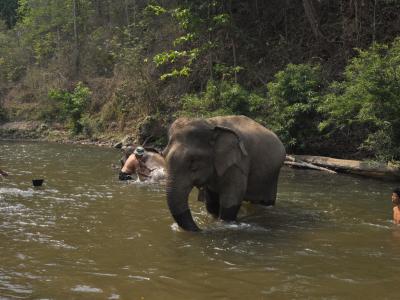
2, 120, 400, 181
0, 121, 123, 147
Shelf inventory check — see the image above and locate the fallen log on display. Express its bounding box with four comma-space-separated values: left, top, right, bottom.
284, 160, 337, 174
284, 155, 337, 174
289, 155, 400, 180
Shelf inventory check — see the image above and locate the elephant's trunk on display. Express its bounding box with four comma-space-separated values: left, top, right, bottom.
166, 176, 200, 232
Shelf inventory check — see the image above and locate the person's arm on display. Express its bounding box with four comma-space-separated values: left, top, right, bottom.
139, 158, 157, 172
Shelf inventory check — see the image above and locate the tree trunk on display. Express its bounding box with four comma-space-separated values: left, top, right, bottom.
302, 0, 324, 41
72, 0, 80, 77
208, 0, 213, 81
124, 0, 130, 26
229, 0, 237, 83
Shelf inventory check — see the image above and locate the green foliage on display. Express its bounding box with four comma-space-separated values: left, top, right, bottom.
180, 80, 264, 118
0, 0, 18, 28
267, 63, 324, 152
17, 0, 73, 65
0, 21, 28, 82
320, 38, 400, 161
151, 2, 238, 81
48, 82, 91, 134
150, 5, 201, 80
144, 5, 167, 16
213, 63, 244, 81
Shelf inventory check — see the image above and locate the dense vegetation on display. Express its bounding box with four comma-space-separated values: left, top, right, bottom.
0, 0, 400, 161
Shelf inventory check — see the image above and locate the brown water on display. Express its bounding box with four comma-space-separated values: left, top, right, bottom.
1, 141, 399, 299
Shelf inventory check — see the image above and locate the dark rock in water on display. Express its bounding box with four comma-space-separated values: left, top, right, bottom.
32, 179, 44, 187
113, 141, 123, 149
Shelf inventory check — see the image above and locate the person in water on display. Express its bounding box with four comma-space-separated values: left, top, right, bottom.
392, 187, 400, 224
119, 146, 154, 181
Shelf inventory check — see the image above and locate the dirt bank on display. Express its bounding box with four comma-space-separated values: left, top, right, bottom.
0, 121, 117, 147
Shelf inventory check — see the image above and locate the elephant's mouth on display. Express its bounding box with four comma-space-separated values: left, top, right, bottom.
193, 181, 203, 189
193, 178, 209, 189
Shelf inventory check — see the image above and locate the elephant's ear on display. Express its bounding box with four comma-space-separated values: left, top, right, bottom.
212, 126, 248, 177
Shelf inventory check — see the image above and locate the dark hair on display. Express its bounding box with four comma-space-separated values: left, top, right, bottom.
393, 187, 400, 197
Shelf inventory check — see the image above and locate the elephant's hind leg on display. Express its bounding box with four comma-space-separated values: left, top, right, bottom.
261, 172, 280, 206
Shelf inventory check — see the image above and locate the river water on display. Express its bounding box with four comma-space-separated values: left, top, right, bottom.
0, 141, 399, 299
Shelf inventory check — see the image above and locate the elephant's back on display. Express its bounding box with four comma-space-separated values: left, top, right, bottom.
209, 115, 285, 165
146, 152, 166, 169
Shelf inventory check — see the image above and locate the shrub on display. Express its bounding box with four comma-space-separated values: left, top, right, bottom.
266, 63, 324, 152
80, 114, 103, 137
48, 82, 92, 134
180, 80, 264, 118
319, 38, 400, 161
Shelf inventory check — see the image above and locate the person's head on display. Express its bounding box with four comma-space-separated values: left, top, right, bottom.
134, 146, 145, 158
392, 187, 400, 205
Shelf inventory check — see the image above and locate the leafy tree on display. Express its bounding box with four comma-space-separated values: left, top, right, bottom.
49, 82, 91, 134
151, 1, 242, 83
180, 80, 264, 118
320, 38, 400, 161
0, 0, 18, 28
17, 0, 68, 65
267, 63, 324, 152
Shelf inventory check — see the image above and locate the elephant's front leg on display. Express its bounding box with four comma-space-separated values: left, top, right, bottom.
218, 169, 247, 222
206, 189, 220, 218
198, 188, 220, 217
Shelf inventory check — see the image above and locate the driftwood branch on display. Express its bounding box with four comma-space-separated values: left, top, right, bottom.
285, 161, 337, 174
285, 155, 337, 174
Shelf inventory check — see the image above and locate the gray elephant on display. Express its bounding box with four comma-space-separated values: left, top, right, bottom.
163, 115, 286, 231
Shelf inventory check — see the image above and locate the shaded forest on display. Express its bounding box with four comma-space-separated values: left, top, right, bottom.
1, 0, 400, 161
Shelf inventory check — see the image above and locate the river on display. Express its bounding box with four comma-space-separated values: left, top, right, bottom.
0, 141, 399, 299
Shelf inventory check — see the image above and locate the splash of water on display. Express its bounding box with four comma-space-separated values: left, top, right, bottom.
130, 168, 166, 184
149, 168, 166, 182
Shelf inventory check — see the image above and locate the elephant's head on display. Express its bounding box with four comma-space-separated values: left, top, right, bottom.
163, 118, 248, 231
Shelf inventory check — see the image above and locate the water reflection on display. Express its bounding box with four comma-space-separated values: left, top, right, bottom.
1, 141, 399, 299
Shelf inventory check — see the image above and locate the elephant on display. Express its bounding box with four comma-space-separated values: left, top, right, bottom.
163, 115, 286, 231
